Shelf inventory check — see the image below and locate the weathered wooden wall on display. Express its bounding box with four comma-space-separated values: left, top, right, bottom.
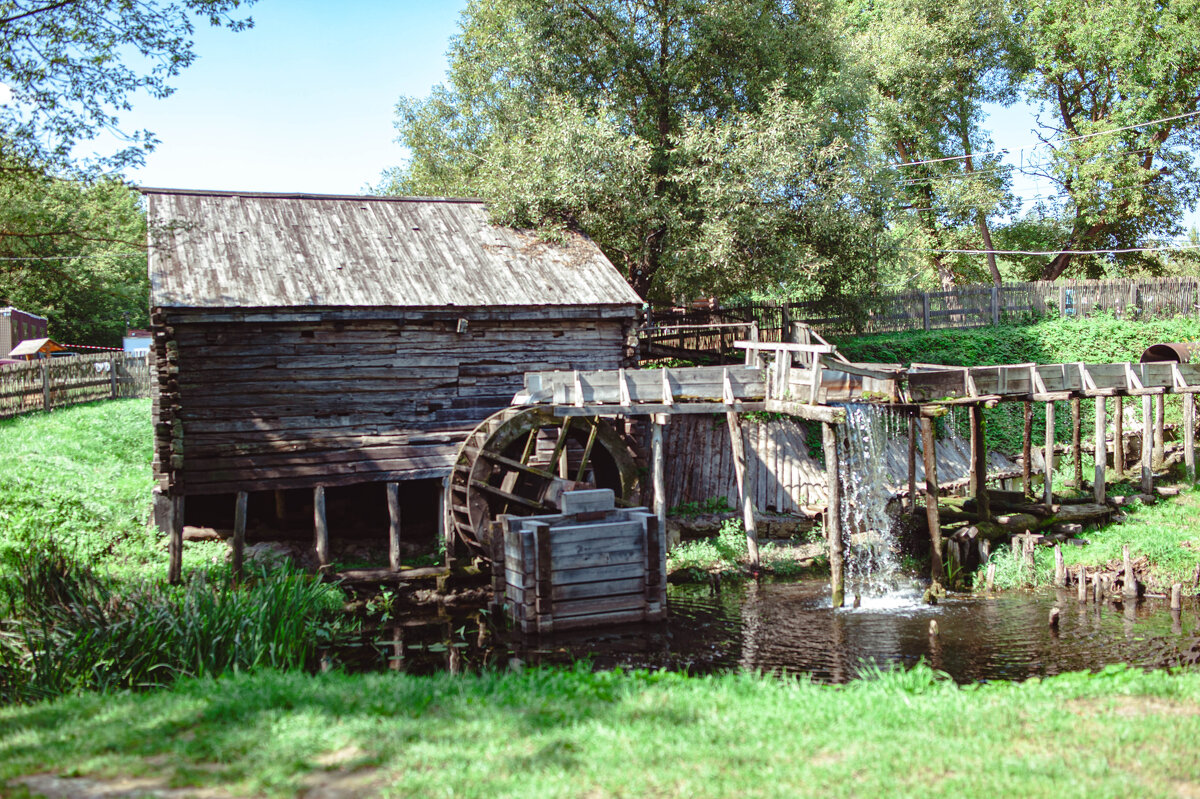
153, 305, 638, 496
663, 415, 1022, 512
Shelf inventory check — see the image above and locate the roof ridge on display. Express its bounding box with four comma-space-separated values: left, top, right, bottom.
138, 187, 485, 204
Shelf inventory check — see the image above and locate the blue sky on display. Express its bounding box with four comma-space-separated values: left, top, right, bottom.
111, 1, 1195, 234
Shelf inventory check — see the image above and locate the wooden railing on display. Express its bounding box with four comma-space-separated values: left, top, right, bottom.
0, 351, 152, 419
645, 276, 1200, 352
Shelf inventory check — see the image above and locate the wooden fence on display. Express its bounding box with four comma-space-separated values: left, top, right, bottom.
0, 351, 152, 419
643, 276, 1200, 358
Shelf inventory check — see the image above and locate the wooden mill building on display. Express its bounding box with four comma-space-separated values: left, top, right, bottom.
145, 189, 641, 580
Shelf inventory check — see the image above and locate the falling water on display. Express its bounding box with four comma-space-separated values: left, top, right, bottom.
836, 403, 902, 595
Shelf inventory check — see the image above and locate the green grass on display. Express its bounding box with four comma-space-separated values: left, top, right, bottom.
0, 399, 223, 585
667, 518, 826, 581
980, 485, 1200, 592
1, 664, 1199, 798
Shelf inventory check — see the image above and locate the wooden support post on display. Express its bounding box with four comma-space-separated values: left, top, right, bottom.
727, 411, 760, 570
387, 482, 402, 572
232, 490, 247, 584
920, 416, 944, 584
1153, 393, 1166, 469
1022, 400, 1033, 498
1186, 391, 1196, 484
1071, 397, 1083, 488
907, 416, 918, 510
274, 490, 287, 523
651, 414, 667, 538
970, 405, 990, 521
1171, 583, 1183, 611
1044, 401, 1055, 506
314, 485, 329, 568
1142, 395, 1154, 495
158, 491, 185, 586
1077, 565, 1087, 602
822, 421, 844, 607
1114, 396, 1125, 478
1053, 543, 1065, 587
1123, 544, 1138, 598
1094, 396, 1107, 504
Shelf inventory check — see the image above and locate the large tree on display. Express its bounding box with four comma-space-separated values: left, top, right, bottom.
1019, 0, 1200, 280
385, 0, 886, 302
854, 0, 1025, 289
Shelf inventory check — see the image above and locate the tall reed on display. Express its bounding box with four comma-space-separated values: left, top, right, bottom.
0, 545, 348, 703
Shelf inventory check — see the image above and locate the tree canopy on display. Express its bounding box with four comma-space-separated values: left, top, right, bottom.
389, 0, 1200, 296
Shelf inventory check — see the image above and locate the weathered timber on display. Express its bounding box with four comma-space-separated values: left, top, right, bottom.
387, 482, 402, 571
908, 416, 918, 508
1044, 401, 1055, 506
1094, 396, 1107, 504
1186, 392, 1197, 484
232, 490, 247, 583
314, 486, 329, 568
1154, 394, 1166, 469
1022, 400, 1033, 497
1142, 395, 1154, 494
970, 405, 990, 520
1071, 397, 1083, 488
921, 416, 944, 583
1114, 396, 1125, 478
1123, 544, 1138, 598
823, 421, 844, 607
728, 411, 761, 569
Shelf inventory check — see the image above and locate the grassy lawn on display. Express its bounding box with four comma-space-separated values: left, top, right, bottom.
1, 664, 1199, 798
0, 399, 227, 586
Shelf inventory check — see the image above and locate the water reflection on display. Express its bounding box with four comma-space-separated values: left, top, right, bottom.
330, 580, 1200, 684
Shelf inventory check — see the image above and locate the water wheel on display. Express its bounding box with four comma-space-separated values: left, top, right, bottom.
445, 407, 641, 561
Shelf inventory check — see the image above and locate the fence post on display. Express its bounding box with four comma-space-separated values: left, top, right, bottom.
991, 285, 1000, 325
110, 356, 119, 399
41, 361, 50, 411
781, 303, 791, 343
922, 292, 931, 331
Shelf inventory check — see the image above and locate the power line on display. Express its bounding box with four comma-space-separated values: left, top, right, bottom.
901, 242, 1200, 256
885, 109, 1200, 170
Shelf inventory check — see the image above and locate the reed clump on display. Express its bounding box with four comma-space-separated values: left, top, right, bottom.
0, 544, 348, 703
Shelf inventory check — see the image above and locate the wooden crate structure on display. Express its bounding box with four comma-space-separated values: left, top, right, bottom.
499, 489, 666, 634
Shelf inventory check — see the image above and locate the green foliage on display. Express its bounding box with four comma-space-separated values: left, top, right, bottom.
385, 0, 885, 302
667, 517, 750, 579
0, 0, 255, 173
0, 545, 347, 703
668, 497, 734, 518
0, 174, 148, 345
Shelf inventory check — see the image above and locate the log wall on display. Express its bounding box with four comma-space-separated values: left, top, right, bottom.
152, 305, 638, 496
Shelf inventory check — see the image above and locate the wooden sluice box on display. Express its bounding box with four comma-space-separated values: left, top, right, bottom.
498, 489, 666, 634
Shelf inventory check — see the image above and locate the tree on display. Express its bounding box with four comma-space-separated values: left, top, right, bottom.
384, 0, 885, 302
0, 0, 255, 174
1019, 0, 1200, 280
0, 171, 147, 346
853, 0, 1025, 289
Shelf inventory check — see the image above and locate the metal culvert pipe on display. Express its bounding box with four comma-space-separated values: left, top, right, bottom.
1140, 342, 1200, 363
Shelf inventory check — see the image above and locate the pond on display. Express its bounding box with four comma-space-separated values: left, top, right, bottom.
331, 579, 1200, 683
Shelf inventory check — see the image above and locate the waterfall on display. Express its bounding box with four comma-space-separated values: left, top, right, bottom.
836, 403, 902, 594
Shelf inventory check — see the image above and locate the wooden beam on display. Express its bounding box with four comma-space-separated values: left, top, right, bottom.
1186, 391, 1196, 484
1022, 400, 1033, 498
727, 411, 760, 570
762, 400, 846, 424
232, 490, 247, 584
1094, 396, 1107, 505
314, 485, 329, 568
970, 405, 990, 521
651, 415, 667, 539
1044, 401, 1055, 506
554, 401, 769, 417
1114, 396, 1125, 478
822, 421, 844, 608
387, 482, 402, 572
1154, 393, 1166, 469
1071, 397, 1083, 488
1142, 395, 1154, 495
907, 416, 917, 510
920, 417, 944, 584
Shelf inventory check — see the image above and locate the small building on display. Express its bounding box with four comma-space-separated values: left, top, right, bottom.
123, 329, 153, 355
144, 189, 642, 573
8, 337, 68, 360
1, 307, 48, 357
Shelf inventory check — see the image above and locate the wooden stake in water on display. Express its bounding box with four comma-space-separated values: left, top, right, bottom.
728, 411, 761, 571
1123, 544, 1137, 598
921, 416, 944, 584
1077, 565, 1087, 602
1171, 582, 1183, 611
1048, 607, 1060, 629
1053, 544, 1065, 587
986, 563, 996, 591
822, 421, 843, 607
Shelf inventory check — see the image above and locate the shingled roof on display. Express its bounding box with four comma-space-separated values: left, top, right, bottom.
143, 189, 642, 309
